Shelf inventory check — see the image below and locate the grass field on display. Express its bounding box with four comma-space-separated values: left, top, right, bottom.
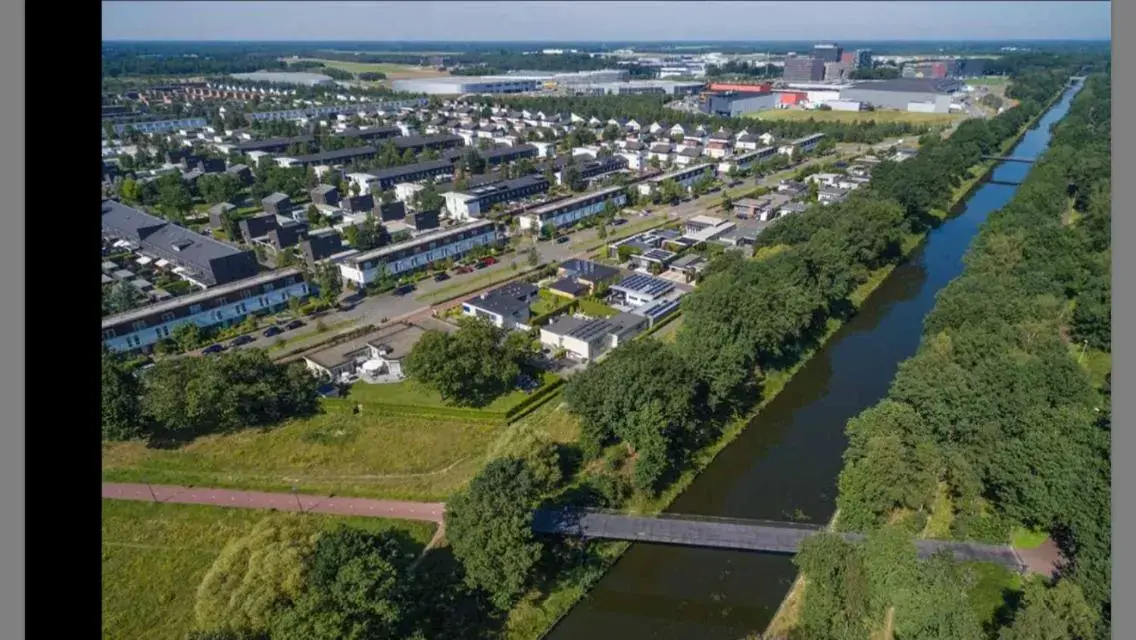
1010, 526, 1051, 550
102, 500, 435, 640
964, 76, 1012, 86
295, 58, 450, 80
417, 263, 540, 304
964, 561, 1026, 630
749, 109, 963, 125
102, 371, 563, 500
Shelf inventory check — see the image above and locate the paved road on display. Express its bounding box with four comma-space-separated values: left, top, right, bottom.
532, 509, 1029, 571
102, 482, 445, 523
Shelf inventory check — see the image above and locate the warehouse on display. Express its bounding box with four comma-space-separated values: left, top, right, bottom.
391, 76, 542, 95
584, 80, 705, 96
231, 71, 337, 87
700, 91, 779, 117
839, 77, 961, 113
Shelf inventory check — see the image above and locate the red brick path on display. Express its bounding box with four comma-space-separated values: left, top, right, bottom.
102, 482, 445, 523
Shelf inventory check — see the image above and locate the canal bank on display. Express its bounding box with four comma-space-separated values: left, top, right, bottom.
542, 81, 1084, 640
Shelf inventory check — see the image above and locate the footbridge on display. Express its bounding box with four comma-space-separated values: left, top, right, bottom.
982, 155, 1036, 163
532, 508, 1027, 572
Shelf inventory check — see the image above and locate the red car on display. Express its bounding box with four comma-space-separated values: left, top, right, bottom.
480, 256, 497, 266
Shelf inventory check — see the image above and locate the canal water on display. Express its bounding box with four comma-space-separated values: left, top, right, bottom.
547, 81, 1083, 640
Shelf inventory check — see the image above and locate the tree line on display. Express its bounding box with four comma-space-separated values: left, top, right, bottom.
559, 68, 1063, 500
828, 72, 1111, 639
101, 348, 320, 443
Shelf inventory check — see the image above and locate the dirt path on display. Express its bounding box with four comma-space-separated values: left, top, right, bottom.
102, 482, 445, 523
1014, 538, 1064, 578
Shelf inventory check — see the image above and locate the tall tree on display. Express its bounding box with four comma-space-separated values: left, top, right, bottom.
445, 458, 544, 609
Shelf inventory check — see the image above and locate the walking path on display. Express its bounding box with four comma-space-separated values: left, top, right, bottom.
102, 482, 445, 523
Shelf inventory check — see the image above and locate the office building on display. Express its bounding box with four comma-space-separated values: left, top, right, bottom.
783, 56, 826, 82
812, 43, 843, 63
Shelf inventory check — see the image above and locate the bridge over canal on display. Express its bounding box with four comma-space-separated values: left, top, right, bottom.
532, 508, 1027, 572
982, 155, 1036, 163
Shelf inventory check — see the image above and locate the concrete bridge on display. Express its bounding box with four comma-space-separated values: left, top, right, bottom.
532, 508, 1027, 572
982, 155, 1036, 163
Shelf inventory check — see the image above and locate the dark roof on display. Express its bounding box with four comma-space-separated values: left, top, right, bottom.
101, 199, 256, 286
392, 134, 462, 150
465, 281, 537, 317
290, 146, 378, 165
337, 126, 400, 139
226, 163, 251, 173
368, 159, 453, 182
235, 135, 314, 152
558, 258, 620, 283
549, 278, 589, 297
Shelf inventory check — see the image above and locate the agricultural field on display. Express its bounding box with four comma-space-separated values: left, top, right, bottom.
750, 109, 964, 125
102, 500, 435, 640
294, 57, 450, 81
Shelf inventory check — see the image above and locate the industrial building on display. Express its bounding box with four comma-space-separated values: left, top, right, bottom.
230, 72, 338, 87
337, 220, 500, 285
391, 76, 542, 95
700, 90, 778, 117
783, 55, 826, 82
902, 60, 959, 79
582, 80, 704, 96
517, 186, 628, 232
839, 78, 962, 113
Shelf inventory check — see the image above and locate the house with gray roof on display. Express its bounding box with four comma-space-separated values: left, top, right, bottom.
101, 199, 258, 287
539, 311, 647, 361
461, 281, 539, 330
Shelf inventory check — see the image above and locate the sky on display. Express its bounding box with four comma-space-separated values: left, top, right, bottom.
101, 1, 1112, 42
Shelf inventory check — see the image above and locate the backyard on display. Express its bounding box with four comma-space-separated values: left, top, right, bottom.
102, 500, 435, 640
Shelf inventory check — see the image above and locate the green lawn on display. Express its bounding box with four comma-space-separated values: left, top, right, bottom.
102, 373, 561, 501
1010, 526, 1051, 550
964, 561, 1025, 630
416, 264, 540, 304
577, 297, 618, 318
102, 500, 435, 640
749, 109, 963, 125
530, 290, 570, 316
964, 76, 1012, 86
294, 58, 450, 80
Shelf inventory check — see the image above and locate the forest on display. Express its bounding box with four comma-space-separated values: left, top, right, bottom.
818, 72, 1112, 639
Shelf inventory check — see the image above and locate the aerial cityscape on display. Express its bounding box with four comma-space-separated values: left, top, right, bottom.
100, 3, 1112, 640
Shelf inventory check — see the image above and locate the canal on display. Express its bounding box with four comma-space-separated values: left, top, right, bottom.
547, 80, 1083, 640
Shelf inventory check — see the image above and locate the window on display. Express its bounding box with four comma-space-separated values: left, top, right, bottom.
131, 320, 147, 332
216, 297, 227, 306
215, 311, 224, 321
102, 329, 116, 340
161, 312, 176, 323
189, 304, 203, 315
264, 283, 275, 292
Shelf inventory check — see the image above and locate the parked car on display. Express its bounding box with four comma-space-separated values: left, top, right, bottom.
474, 261, 487, 269
480, 256, 497, 266
230, 334, 254, 347
202, 344, 224, 355
556, 236, 570, 244
285, 319, 305, 331
433, 272, 450, 282
612, 218, 627, 226
262, 326, 282, 338
457, 265, 474, 274
393, 284, 416, 296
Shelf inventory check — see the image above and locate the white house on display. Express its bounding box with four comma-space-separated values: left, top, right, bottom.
539, 312, 647, 361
